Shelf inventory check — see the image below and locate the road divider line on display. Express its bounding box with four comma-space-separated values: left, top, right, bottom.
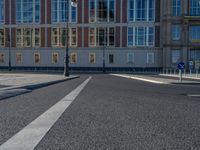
111, 74, 166, 84
0, 76, 92, 150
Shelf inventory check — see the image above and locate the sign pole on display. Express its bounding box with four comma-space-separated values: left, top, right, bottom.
179, 69, 182, 82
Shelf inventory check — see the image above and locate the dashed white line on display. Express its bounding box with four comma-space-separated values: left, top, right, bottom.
0, 76, 92, 150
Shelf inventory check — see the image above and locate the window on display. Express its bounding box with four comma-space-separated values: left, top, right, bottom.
89, 0, 115, 22
52, 53, 59, 64
128, 0, 155, 21
52, 0, 77, 23
34, 53, 40, 64
89, 53, 96, 64
0, 53, 5, 63
172, 0, 181, 16
16, 53, 23, 64
109, 54, 114, 64
109, 28, 114, 46
89, 28, 96, 46
128, 27, 154, 46
89, 27, 115, 47
52, 28, 77, 47
16, 0, 40, 23
147, 53, 154, 64
127, 53, 134, 63
189, 49, 200, 61
190, 0, 200, 16
0, 0, 4, 24
171, 50, 180, 63
172, 25, 181, 40
190, 26, 200, 42
0, 29, 4, 47
16, 28, 40, 47
70, 53, 77, 64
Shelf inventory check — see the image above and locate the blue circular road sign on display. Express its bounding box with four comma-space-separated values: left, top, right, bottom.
178, 62, 185, 70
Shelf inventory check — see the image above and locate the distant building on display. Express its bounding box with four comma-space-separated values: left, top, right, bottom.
0, 0, 199, 71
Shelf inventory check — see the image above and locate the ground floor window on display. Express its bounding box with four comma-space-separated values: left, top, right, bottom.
0, 53, 5, 63
127, 52, 134, 64
52, 53, 59, 64
89, 27, 115, 47
109, 54, 114, 64
70, 53, 77, 64
189, 26, 200, 42
128, 26, 154, 47
171, 50, 181, 64
89, 53, 96, 64
52, 28, 77, 47
34, 53, 40, 64
16, 28, 40, 47
147, 52, 154, 64
16, 53, 23, 64
189, 49, 200, 61
0, 29, 5, 47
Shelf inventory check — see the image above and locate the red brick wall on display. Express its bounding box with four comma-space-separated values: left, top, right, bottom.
47, 0, 51, 24
11, 0, 16, 24
47, 28, 51, 47
122, 0, 127, 23
78, 27, 82, 47
41, 28, 45, 47
78, 0, 82, 24
84, 0, 89, 23
116, 0, 121, 23
5, 0, 9, 24
115, 27, 120, 47
84, 27, 89, 47
155, 0, 160, 22
41, 0, 45, 24
122, 27, 127, 47
155, 26, 160, 47
11, 28, 16, 47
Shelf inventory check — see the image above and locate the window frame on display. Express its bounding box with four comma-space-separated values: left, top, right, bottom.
34, 52, 41, 64
89, 53, 96, 64
16, 53, 23, 64
52, 52, 59, 64
0, 53, 5, 63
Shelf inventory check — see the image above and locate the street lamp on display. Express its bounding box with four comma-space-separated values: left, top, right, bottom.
64, 0, 77, 77
7, 34, 11, 71
102, 28, 106, 73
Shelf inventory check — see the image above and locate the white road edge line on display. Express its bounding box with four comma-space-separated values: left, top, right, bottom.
187, 94, 200, 97
111, 74, 166, 84
0, 76, 92, 150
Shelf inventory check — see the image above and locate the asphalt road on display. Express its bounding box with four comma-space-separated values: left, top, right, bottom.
0, 74, 200, 150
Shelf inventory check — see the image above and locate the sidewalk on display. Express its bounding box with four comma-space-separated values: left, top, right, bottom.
111, 74, 200, 85
0, 73, 79, 100
0, 73, 78, 90
159, 73, 200, 80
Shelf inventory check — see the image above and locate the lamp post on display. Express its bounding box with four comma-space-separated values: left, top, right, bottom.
7, 34, 11, 71
64, 0, 77, 77
102, 28, 106, 73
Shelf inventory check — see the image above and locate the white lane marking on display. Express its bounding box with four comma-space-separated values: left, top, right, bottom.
0, 77, 92, 150
111, 74, 166, 84
187, 94, 200, 97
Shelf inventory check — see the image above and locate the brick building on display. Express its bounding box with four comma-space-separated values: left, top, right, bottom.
0, 0, 199, 71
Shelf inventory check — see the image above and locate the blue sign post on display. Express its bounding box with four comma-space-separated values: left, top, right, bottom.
178, 62, 185, 82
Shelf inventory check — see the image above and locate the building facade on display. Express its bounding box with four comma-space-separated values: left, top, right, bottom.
0, 0, 199, 71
